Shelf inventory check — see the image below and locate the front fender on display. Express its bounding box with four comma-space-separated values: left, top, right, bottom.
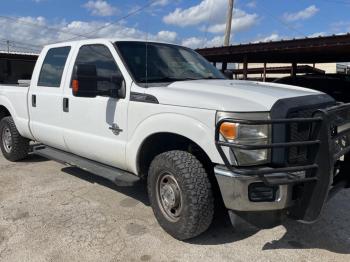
125, 112, 223, 174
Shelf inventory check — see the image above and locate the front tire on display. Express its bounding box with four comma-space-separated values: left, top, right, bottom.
148, 150, 214, 240
0, 117, 29, 161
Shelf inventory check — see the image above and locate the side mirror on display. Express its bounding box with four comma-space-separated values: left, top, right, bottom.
72, 64, 98, 98
110, 75, 126, 99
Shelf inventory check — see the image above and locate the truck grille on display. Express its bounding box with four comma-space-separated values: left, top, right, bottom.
287, 109, 315, 165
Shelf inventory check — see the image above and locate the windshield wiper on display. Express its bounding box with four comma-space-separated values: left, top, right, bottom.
200, 76, 225, 80
140, 77, 200, 83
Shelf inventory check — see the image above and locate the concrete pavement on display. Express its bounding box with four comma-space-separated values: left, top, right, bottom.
0, 154, 349, 262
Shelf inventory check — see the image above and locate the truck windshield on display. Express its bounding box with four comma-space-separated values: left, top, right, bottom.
115, 41, 224, 84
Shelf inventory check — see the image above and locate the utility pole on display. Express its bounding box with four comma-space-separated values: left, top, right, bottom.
224, 0, 234, 46
6, 40, 10, 53
222, 0, 234, 73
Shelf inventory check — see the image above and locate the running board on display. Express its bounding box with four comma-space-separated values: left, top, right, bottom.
33, 145, 140, 187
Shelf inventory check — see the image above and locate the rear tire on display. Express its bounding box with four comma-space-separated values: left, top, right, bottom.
0, 117, 29, 161
148, 150, 214, 240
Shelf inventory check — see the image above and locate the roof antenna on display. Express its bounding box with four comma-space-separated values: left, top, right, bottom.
145, 14, 150, 88
145, 34, 149, 88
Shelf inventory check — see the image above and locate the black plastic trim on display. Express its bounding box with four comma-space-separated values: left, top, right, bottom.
130, 92, 159, 104
270, 94, 336, 165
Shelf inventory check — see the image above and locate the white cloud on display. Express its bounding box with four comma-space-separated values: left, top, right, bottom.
330, 21, 350, 33
152, 0, 171, 7
164, 0, 253, 26
246, 1, 257, 8
181, 36, 224, 49
83, 0, 118, 17
156, 31, 177, 42
163, 0, 258, 35
0, 16, 181, 53
254, 33, 281, 43
203, 9, 258, 34
308, 32, 326, 38
283, 5, 319, 22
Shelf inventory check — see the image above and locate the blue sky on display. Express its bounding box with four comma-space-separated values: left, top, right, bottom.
0, 0, 350, 53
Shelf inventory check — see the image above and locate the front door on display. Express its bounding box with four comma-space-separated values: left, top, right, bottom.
61, 44, 128, 169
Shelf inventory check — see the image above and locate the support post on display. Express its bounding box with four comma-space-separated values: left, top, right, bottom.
291, 62, 297, 77
222, 0, 234, 73
243, 56, 248, 80
222, 62, 227, 72
224, 0, 234, 46
263, 62, 267, 82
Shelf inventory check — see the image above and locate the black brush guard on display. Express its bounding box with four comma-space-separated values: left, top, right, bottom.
215, 103, 350, 222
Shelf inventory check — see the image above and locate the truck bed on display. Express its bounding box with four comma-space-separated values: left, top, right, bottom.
0, 84, 32, 139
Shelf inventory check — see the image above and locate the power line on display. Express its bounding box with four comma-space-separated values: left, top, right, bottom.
0, 0, 157, 48
256, 3, 307, 38
0, 15, 90, 40
0, 39, 41, 50
0, 37, 42, 48
0, 40, 41, 53
58, 0, 157, 43
8, 43, 41, 53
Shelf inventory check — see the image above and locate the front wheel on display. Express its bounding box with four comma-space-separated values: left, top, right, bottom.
148, 150, 214, 240
0, 117, 29, 161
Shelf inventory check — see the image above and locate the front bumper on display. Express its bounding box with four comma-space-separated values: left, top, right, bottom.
215, 103, 350, 222
215, 166, 293, 211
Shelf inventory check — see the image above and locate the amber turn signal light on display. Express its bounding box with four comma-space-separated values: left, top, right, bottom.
220, 122, 237, 140
72, 79, 79, 95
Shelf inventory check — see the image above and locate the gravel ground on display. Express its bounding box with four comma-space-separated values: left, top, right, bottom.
0, 153, 349, 262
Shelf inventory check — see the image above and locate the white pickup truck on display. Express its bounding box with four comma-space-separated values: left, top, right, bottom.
1, 39, 350, 240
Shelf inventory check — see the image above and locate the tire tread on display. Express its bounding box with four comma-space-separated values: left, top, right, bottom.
148, 150, 214, 240
0, 117, 29, 161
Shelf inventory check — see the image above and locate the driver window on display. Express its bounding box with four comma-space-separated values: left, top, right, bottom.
73, 44, 123, 92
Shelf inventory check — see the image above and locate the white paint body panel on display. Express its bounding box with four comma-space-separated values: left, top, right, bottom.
146, 80, 319, 112
0, 38, 325, 175
0, 85, 33, 139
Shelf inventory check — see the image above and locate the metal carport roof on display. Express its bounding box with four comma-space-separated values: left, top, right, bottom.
196, 34, 350, 64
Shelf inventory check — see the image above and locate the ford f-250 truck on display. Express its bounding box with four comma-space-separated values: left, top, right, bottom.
1, 39, 350, 240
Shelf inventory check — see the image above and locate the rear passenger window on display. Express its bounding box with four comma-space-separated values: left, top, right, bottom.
38, 46, 71, 87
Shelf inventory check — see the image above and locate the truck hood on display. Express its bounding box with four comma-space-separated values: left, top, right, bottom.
145, 79, 321, 112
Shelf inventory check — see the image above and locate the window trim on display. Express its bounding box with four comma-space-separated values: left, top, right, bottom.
37, 46, 71, 88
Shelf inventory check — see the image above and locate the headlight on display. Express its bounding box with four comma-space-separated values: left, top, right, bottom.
216, 112, 270, 166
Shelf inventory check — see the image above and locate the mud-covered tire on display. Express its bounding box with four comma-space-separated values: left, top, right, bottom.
148, 150, 214, 240
0, 117, 29, 161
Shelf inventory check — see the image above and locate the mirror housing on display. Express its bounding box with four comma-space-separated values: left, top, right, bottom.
112, 75, 126, 99
72, 64, 98, 98
72, 64, 126, 99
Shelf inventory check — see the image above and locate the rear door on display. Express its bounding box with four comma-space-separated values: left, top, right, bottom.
61, 43, 129, 169
28, 46, 72, 150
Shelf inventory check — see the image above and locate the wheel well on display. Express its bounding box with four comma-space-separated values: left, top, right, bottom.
0, 106, 11, 121
137, 133, 213, 179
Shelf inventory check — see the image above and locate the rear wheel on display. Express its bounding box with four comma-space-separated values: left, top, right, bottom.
0, 117, 29, 161
148, 150, 214, 240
